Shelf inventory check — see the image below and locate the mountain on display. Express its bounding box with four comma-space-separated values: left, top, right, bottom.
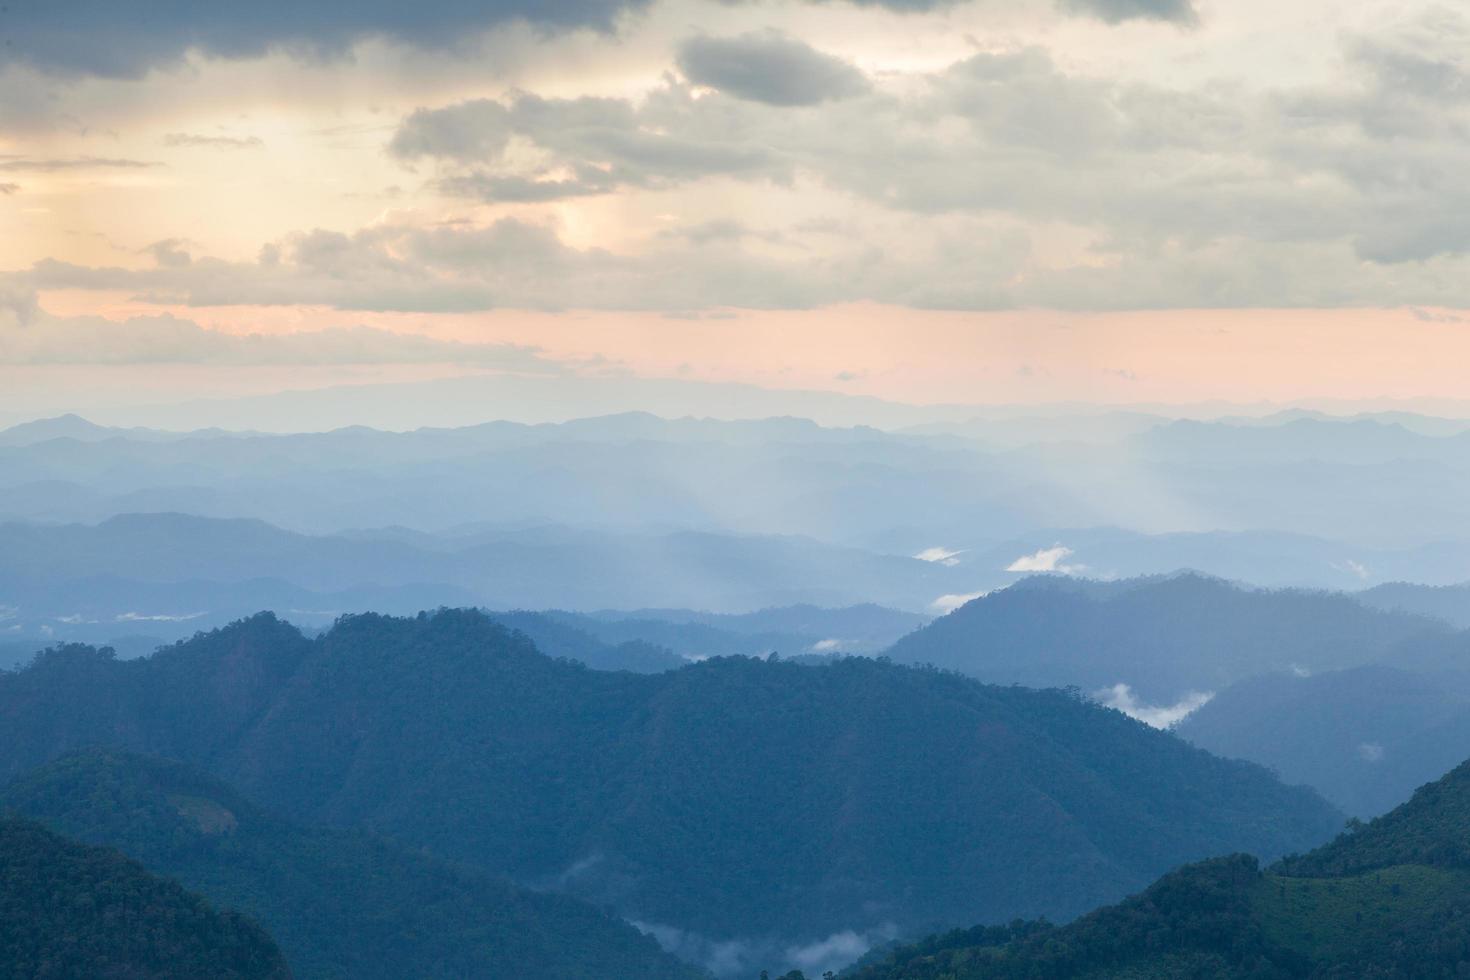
0, 513, 971, 618
9, 411, 1470, 580
848, 755, 1470, 979
494, 603, 928, 667
0, 610, 1342, 976
1178, 663, 1470, 818
1359, 581, 1470, 629
0, 816, 289, 979
2, 750, 702, 980
886, 574, 1445, 703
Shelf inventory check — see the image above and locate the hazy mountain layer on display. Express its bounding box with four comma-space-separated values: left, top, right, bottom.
1179, 662, 1470, 818
887, 573, 1444, 702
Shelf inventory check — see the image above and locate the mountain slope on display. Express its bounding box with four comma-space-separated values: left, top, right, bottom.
1178, 664, 1470, 817
0, 609, 1342, 975
849, 757, 1470, 979
0, 816, 290, 979
886, 574, 1443, 702
2, 750, 701, 980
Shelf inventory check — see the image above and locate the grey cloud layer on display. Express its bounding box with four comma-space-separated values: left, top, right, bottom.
0, 0, 650, 79
1058, 0, 1196, 24
0, 0, 1197, 79
675, 32, 869, 106
15, 8, 1470, 312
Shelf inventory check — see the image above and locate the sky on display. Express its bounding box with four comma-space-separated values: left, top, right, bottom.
2, 0, 1469, 424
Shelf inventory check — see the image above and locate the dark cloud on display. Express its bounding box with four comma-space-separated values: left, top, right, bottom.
162, 133, 264, 149
1056, 0, 1198, 24
0, 0, 653, 79
675, 31, 869, 106
0, 183, 18, 194
0, 0, 1194, 82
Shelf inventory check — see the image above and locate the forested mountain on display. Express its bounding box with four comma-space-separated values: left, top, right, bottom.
0, 610, 1342, 976
490, 603, 924, 669
848, 756, 1470, 979
2, 750, 701, 980
1179, 664, 1470, 817
886, 573, 1444, 702
0, 816, 289, 979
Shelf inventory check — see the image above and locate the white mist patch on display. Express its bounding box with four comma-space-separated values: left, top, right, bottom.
810, 638, 842, 652
1358, 742, 1386, 763
1095, 683, 1214, 729
115, 611, 207, 622
1290, 663, 1312, 678
1332, 559, 1371, 581
930, 590, 988, 613
632, 921, 894, 978
914, 546, 963, 566
1006, 545, 1085, 575
785, 930, 875, 973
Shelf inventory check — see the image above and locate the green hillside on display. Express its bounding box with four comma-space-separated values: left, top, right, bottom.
0, 816, 290, 979
849, 759, 1470, 979
2, 750, 703, 980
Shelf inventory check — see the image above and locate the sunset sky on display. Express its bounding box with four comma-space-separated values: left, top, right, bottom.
3, 0, 1469, 424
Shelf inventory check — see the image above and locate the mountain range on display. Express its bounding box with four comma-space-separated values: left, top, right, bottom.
0, 609, 1343, 976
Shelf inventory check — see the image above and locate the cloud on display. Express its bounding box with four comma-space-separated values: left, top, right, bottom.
1006, 544, 1084, 574
1095, 683, 1213, 728
1057, 0, 1198, 24
25, 10, 1470, 313
1358, 742, 1386, 763
930, 589, 987, 613
389, 100, 513, 163
22, 216, 836, 312
0, 290, 562, 368
0, 156, 161, 172
810, 638, 841, 651
0, 0, 656, 80
0, 184, 17, 195
676, 31, 869, 106
914, 546, 963, 566
391, 87, 780, 203
163, 133, 264, 149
